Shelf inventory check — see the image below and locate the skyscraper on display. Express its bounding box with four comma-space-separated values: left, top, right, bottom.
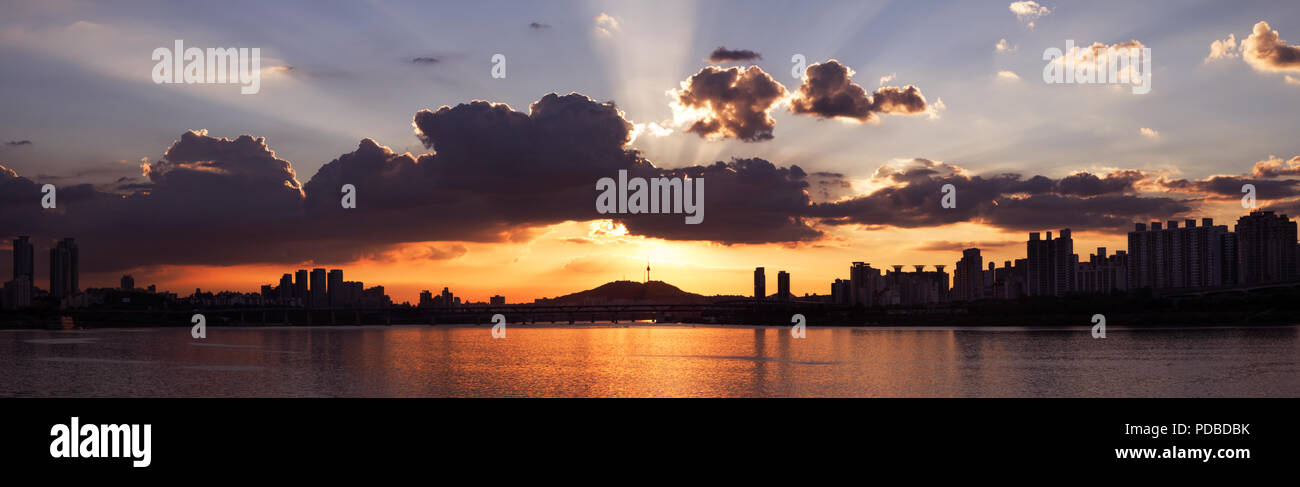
1053, 229, 1075, 295
12, 236, 34, 283
279, 273, 293, 301
1128, 217, 1233, 290
328, 269, 343, 307
776, 270, 790, 301
294, 269, 309, 304
848, 262, 879, 307
49, 238, 78, 298
120, 275, 134, 290
1026, 230, 1075, 296
954, 248, 983, 301
1236, 210, 1298, 284
831, 279, 850, 305
440, 287, 454, 308
310, 268, 328, 308
753, 267, 765, 300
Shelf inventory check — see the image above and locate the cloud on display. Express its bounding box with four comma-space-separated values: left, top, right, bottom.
1288, 75, 1300, 85
1205, 33, 1239, 63
5, 140, 33, 146
810, 159, 1186, 233
1152, 175, 1300, 200
995, 38, 1017, 53
914, 240, 1021, 252
1242, 21, 1300, 72
616, 158, 824, 244
706, 46, 761, 63
789, 60, 930, 123
670, 65, 788, 142
0, 93, 798, 271
411, 57, 440, 64
1009, 1, 1050, 29
1251, 155, 1300, 178
1139, 127, 1159, 138
529, 22, 550, 29
594, 13, 620, 36
1047, 40, 1149, 85
7, 89, 1285, 273
997, 70, 1020, 81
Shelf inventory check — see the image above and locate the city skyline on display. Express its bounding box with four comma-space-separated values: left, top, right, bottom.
6, 208, 1296, 310
4, 1, 1300, 304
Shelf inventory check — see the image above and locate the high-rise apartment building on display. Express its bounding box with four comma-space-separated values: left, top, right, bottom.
310, 268, 328, 308
954, 249, 983, 301
49, 238, 79, 298
1236, 210, 1298, 284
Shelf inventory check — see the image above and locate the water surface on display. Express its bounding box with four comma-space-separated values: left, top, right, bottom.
2, 324, 1297, 397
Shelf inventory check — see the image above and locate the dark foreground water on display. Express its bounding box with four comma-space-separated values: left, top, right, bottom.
2, 324, 1297, 397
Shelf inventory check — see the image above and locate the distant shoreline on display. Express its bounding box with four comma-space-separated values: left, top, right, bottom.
3, 319, 1297, 332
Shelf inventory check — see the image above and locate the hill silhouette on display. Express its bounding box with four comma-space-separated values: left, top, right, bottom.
544, 280, 712, 305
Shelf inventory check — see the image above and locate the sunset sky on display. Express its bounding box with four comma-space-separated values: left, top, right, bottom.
4, 0, 1300, 304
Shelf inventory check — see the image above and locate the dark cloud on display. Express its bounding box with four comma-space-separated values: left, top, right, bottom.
529, 22, 550, 29
0, 93, 1242, 274
811, 159, 1189, 233
1152, 175, 1300, 199
1262, 198, 1300, 216
1243, 21, 1300, 72
1055, 170, 1146, 196
671, 66, 787, 142
806, 171, 855, 203
913, 240, 1021, 252
616, 158, 823, 244
5, 140, 33, 146
789, 60, 929, 122
411, 57, 440, 64
706, 46, 761, 63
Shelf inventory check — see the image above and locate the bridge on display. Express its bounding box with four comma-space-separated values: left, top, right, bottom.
59, 300, 846, 327
1153, 280, 1300, 298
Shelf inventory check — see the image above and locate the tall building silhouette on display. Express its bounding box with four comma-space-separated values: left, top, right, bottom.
49, 238, 79, 298
880, 265, 950, 305
279, 273, 293, 301
1127, 218, 1233, 290
848, 262, 879, 307
328, 269, 343, 307
440, 287, 454, 308
294, 269, 308, 303
753, 267, 765, 300
954, 248, 983, 301
1076, 248, 1128, 293
989, 260, 1027, 299
310, 268, 328, 308
1235, 210, 1298, 284
120, 275, 134, 290
12, 236, 34, 283
1026, 230, 1074, 296
776, 270, 790, 301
